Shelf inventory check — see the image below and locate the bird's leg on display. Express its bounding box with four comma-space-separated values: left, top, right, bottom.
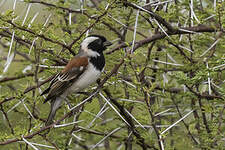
65, 98, 73, 109
64, 98, 77, 117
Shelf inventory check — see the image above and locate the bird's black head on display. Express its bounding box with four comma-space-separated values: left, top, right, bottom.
81, 35, 112, 55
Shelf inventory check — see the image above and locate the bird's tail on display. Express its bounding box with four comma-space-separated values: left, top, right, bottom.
45, 97, 63, 126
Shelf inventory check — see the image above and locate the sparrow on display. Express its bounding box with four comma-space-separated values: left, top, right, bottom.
41, 35, 112, 126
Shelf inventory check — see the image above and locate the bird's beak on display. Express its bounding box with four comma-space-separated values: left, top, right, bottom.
103, 41, 112, 47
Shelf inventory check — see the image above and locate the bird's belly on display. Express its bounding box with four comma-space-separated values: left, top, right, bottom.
68, 64, 102, 94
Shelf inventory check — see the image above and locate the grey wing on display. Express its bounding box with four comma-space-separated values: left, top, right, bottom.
43, 67, 86, 103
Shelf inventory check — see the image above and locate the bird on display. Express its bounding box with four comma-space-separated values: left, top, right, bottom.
41, 35, 112, 126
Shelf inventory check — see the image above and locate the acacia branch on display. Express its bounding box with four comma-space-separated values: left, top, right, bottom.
0, 73, 34, 83
0, 16, 75, 55
171, 96, 199, 145
123, 1, 175, 32
28, 0, 83, 13
106, 25, 216, 54
103, 89, 158, 150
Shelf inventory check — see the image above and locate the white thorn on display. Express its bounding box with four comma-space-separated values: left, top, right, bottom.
124, 108, 146, 130
22, 136, 39, 150
22, 3, 31, 26
131, 9, 139, 53
54, 120, 84, 128
91, 127, 121, 150
99, 92, 130, 126
161, 110, 194, 135
200, 39, 220, 57
152, 59, 183, 66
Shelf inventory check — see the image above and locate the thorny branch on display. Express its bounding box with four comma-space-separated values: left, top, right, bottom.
0, 0, 224, 149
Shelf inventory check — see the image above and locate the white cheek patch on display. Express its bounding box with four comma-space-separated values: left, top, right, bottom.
81, 37, 98, 51
87, 50, 100, 57
81, 37, 100, 57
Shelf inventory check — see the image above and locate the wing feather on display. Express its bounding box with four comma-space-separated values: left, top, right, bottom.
42, 56, 88, 103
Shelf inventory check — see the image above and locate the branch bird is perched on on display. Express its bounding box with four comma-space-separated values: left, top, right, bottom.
41, 35, 112, 126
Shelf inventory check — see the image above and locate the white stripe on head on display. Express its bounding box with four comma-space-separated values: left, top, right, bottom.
81, 36, 100, 57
